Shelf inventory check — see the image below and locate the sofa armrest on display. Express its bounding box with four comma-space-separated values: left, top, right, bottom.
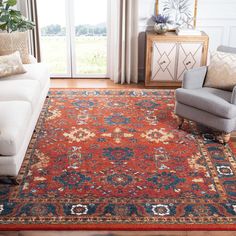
182, 66, 208, 89
231, 85, 236, 105
28, 55, 37, 64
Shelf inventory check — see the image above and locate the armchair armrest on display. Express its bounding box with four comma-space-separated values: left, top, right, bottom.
182, 66, 208, 89
231, 85, 236, 105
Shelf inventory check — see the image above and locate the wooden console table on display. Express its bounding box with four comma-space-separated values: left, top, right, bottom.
145, 31, 209, 87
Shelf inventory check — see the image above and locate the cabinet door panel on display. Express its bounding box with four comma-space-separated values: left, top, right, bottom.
177, 43, 203, 81
151, 42, 177, 81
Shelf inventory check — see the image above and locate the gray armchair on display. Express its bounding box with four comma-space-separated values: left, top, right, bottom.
175, 46, 236, 144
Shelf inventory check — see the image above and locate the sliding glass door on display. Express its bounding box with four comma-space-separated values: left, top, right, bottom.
37, 0, 70, 76
37, 0, 108, 78
73, 0, 107, 76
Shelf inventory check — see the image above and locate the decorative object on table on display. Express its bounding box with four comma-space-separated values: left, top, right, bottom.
0, 0, 35, 64
156, 0, 198, 30
145, 31, 209, 87
1, 89, 236, 230
152, 14, 171, 34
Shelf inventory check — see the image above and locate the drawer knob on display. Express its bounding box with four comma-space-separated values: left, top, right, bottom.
160, 61, 166, 65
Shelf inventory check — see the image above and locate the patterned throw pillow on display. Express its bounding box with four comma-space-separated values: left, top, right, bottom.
0, 32, 30, 64
204, 51, 236, 91
0, 51, 26, 78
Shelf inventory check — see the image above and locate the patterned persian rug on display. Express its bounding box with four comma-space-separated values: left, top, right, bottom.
1, 89, 236, 230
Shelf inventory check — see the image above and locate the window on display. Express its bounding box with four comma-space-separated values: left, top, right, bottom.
37, 0, 108, 77
73, 0, 107, 76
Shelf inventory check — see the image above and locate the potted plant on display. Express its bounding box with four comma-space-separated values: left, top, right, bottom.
0, 0, 35, 33
152, 14, 171, 34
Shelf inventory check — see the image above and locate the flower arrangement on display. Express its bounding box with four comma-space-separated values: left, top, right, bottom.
152, 14, 171, 34
152, 14, 171, 25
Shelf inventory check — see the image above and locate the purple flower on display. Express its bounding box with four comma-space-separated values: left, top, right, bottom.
152, 14, 171, 24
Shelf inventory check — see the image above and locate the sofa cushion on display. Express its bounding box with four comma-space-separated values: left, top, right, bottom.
175, 87, 236, 119
0, 51, 26, 78
0, 63, 50, 90
0, 101, 32, 156
0, 32, 30, 64
0, 80, 41, 111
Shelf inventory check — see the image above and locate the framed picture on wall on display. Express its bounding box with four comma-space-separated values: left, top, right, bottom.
156, 0, 198, 30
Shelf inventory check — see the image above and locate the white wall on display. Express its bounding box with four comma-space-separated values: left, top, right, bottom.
138, 0, 236, 80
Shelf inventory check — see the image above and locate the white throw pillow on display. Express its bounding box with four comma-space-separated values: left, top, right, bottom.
204, 51, 236, 91
0, 51, 26, 78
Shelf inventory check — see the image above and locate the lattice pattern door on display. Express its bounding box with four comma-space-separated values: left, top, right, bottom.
177, 42, 203, 81
151, 42, 177, 81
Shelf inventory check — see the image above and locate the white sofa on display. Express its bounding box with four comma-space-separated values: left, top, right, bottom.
0, 58, 50, 179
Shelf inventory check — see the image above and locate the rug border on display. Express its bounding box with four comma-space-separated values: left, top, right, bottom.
1, 224, 236, 231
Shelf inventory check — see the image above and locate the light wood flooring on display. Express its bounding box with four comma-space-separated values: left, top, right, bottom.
50, 79, 145, 89
1, 79, 236, 236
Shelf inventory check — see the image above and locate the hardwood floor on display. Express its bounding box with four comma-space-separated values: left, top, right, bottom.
1, 79, 235, 236
50, 78, 180, 89
50, 79, 145, 89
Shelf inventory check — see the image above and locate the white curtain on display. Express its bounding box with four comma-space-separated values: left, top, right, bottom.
18, 0, 41, 62
108, 0, 139, 84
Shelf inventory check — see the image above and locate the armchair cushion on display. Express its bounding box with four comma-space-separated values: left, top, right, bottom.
204, 51, 236, 91
182, 66, 207, 89
217, 45, 236, 54
175, 87, 236, 119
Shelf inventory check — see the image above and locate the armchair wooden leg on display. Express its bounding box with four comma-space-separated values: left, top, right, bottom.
11, 178, 19, 185
8, 176, 20, 185
222, 133, 231, 145
176, 116, 184, 129
0, 176, 19, 185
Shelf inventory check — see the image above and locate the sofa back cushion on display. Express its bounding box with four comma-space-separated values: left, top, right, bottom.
0, 51, 26, 78
0, 32, 30, 64
204, 51, 236, 91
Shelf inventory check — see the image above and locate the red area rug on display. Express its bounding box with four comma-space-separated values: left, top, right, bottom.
1, 89, 236, 230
